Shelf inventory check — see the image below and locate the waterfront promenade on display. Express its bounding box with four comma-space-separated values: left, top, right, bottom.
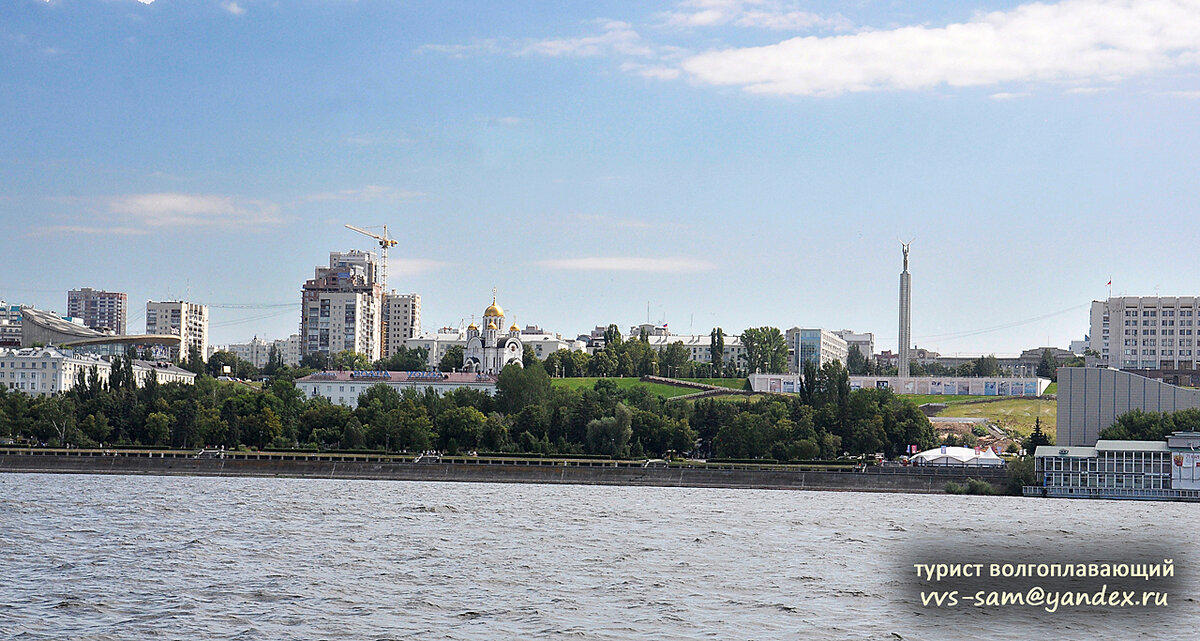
0, 448, 1007, 494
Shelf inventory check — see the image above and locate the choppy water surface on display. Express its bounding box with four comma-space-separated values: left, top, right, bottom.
1, 474, 1196, 640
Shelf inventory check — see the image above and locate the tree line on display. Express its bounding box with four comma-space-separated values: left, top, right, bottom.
0, 355, 936, 461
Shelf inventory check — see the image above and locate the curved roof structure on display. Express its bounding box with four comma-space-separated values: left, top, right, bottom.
912, 446, 1004, 466
20, 306, 181, 350
20, 306, 101, 339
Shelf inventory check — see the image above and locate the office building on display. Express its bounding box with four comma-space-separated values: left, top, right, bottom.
785, 327, 848, 372
301, 250, 383, 362
227, 336, 271, 368
273, 334, 303, 367
1088, 296, 1200, 383
626, 324, 748, 371
67, 288, 127, 335
145, 301, 209, 361
833, 330, 874, 361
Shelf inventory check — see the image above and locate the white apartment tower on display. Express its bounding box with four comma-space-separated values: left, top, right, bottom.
301, 250, 383, 362
382, 292, 421, 358
1089, 296, 1200, 371
145, 300, 209, 361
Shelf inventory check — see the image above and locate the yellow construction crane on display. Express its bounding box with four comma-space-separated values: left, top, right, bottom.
344, 224, 398, 291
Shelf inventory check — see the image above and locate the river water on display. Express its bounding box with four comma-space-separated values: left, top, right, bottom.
1, 473, 1195, 640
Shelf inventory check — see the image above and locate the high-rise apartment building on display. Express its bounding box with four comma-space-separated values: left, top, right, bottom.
0, 302, 21, 347
1089, 296, 1200, 372
146, 300, 209, 361
67, 288, 127, 335
382, 292, 421, 358
301, 250, 383, 362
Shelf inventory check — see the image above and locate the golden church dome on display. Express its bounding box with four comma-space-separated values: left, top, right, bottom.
487, 320, 498, 330
468, 322, 478, 331
509, 324, 520, 332
485, 302, 504, 317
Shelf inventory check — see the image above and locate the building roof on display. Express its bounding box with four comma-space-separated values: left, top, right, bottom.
1095, 440, 1170, 452
132, 360, 196, 377
1034, 445, 1097, 458
20, 306, 103, 338
296, 370, 498, 384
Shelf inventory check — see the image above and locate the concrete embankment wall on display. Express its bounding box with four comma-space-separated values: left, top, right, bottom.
0, 454, 1008, 494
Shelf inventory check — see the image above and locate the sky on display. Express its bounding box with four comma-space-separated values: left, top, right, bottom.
3, 0, 1200, 355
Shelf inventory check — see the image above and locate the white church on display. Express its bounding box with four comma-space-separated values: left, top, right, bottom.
463, 293, 523, 374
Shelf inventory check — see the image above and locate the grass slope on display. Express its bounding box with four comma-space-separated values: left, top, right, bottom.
938, 398, 1057, 440
551, 377, 697, 399
677, 378, 749, 390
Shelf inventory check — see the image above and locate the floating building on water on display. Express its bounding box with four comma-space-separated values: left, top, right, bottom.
1025, 431, 1200, 502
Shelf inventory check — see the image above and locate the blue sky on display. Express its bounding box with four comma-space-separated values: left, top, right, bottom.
4, 0, 1200, 355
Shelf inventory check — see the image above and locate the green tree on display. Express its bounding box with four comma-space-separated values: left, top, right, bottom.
375, 346, 430, 372
846, 345, 868, 375
332, 350, 371, 371
265, 344, 283, 375
972, 355, 1000, 377
206, 351, 241, 378
438, 345, 465, 372
1024, 417, 1052, 451
496, 361, 552, 414
300, 351, 331, 370
437, 406, 486, 451
522, 345, 538, 368
661, 341, 690, 379
145, 412, 172, 446
740, 327, 788, 374
1037, 349, 1059, 380
710, 328, 725, 377
586, 404, 633, 457
603, 324, 623, 350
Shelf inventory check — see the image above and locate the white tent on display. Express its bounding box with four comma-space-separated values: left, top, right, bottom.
912, 446, 1004, 467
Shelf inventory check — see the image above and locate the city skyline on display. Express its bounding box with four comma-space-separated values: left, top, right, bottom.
5, 0, 1200, 352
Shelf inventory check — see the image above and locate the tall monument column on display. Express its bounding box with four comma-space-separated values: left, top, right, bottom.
898, 242, 912, 378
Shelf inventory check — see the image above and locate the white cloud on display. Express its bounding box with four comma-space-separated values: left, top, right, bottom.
388, 258, 453, 276
519, 20, 655, 58
537, 257, 715, 273
681, 0, 1200, 96
989, 92, 1030, 100
621, 61, 682, 80
30, 225, 149, 237
663, 1, 852, 32
107, 193, 284, 228
416, 40, 505, 58
222, 2, 245, 16
303, 185, 425, 203
1162, 89, 1200, 97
